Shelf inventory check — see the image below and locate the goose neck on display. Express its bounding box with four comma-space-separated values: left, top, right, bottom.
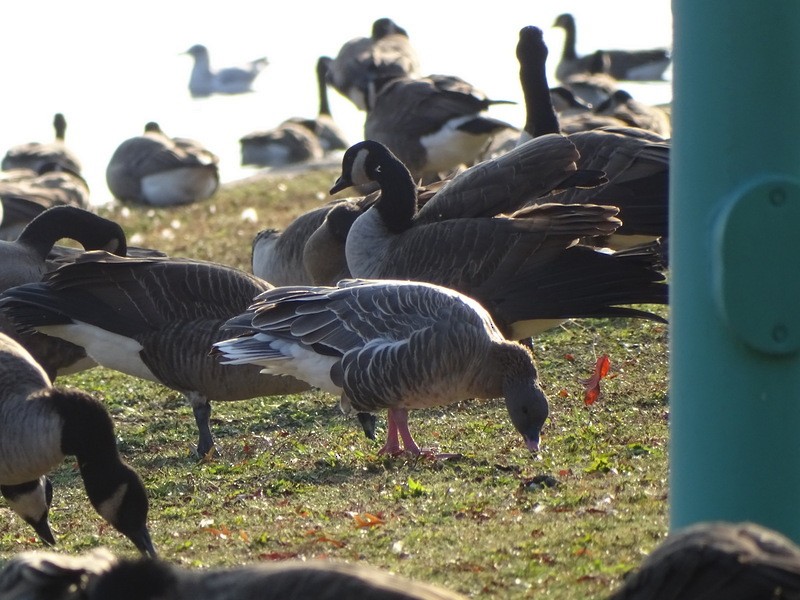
372, 161, 418, 233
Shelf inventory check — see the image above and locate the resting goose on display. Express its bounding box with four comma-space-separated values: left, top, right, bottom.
251, 198, 366, 286
516, 25, 670, 249
0, 332, 156, 555
239, 120, 324, 167
283, 56, 350, 154
553, 13, 671, 82
591, 89, 671, 138
363, 74, 517, 182
183, 44, 268, 98
608, 521, 800, 599
215, 279, 548, 456
323, 17, 422, 111
1, 113, 83, 175
0, 252, 317, 457
105, 122, 220, 206
0, 163, 91, 241
0, 548, 468, 600
329, 140, 668, 340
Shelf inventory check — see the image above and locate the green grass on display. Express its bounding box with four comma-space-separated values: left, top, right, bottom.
0, 168, 670, 599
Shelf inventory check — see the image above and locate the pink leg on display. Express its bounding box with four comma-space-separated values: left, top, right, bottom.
378, 410, 402, 456
392, 408, 422, 456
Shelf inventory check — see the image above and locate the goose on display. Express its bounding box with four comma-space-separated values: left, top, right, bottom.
0, 332, 156, 556
282, 56, 350, 154
323, 17, 422, 111
608, 522, 800, 599
363, 74, 517, 182
105, 122, 220, 206
0, 548, 468, 600
516, 25, 670, 249
239, 120, 324, 167
0, 163, 90, 241
2, 113, 83, 175
0, 251, 318, 457
329, 139, 668, 340
183, 44, 268, 98
215, 278, 549, 457
251, 198, 362, 286
591, 89, 671, 138
553, 13, 671, 82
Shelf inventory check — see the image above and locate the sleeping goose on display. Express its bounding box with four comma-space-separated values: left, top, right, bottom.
183, 44, 268, 98
363, 74, 517, 182
215, 279, 549, 457
329, 140, 668, 340
516, 25, 670, 249
0, 163, 91, 241
0, 548, 468, 600
322, 17, 422, 111
239, 120, 324, 168
608, 521, 800, 599
0, 331, 156, 556
0, 251, 316, 457
105, 122, 220, 206
553, 13, 671, 82
2, 113, 83, 175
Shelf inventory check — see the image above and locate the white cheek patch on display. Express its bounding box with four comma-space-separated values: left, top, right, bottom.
350, 148, 371, 185
96, 482, 127, 523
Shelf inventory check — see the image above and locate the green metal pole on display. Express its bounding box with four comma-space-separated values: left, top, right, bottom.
671, 0, 800, 540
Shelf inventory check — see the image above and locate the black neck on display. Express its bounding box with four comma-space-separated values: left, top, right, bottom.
559, 16, 578, 61
372, 151, 418, 234
517, 27, 561, 137
316, 57, 333, 117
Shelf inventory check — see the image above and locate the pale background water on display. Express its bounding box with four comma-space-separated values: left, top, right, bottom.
0, 1, 672, 206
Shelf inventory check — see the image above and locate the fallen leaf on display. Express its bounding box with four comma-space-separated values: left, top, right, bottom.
353, 512, 385, 528
581, 354, 611, 405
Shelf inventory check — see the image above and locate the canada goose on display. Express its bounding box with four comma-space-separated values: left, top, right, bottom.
239, 121, 324, 167
183, 44, 268, 98
329, 140, 668, 340
215, 279, 548, 457
553, 13, 671, 83
0, 548, 468, 600
0, 251, 318, 457
1, 113, 83, 175
323, 17, 422, 111
105, 122, 220, 206
0, 332, 156, 555
364, 74, 517, 182
0, 163, 91, 241
516, 25, 670, 249
283, 56, 350, 154
608, 522, 800, 599
592, 89, 671, 138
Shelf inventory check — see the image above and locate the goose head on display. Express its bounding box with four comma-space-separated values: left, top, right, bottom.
495, 343, 549, 453
1, 476, 54, 546
330, 140, 415, 194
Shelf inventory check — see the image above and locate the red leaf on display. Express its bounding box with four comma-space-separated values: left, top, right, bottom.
581, 354, 611, 405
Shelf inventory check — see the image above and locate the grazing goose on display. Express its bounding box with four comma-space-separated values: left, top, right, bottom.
608, 522, 800, 599
516, 25, 670, 249
0, 332, 156, 556
0, 549, 468, 600
1, 113, 83, 175
0, 163, 90, 241
239, 120, 324, 167
323, 17, 422, 111
105, 122, 220, 206
364, 74, 517, 182
553, 13, 671, 82
183, 44, 268, 98
329, 140, 668, 340
0, 251, 316, 457
215, 279, 549, 456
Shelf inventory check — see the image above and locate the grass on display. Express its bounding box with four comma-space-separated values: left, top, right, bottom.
0, 167, 669, 599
